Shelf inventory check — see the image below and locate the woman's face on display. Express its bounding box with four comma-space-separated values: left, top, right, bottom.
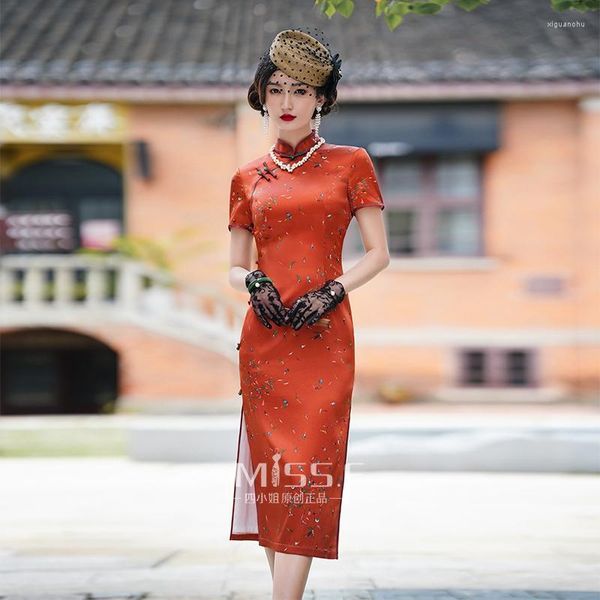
264, 70, 324, 133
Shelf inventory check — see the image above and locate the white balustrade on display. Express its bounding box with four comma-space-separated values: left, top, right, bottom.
23, 266, 45, 306
54, 267, 73, 305
85, 267, 105, 306
0, 267, 14, 305
0, 254, 247, 361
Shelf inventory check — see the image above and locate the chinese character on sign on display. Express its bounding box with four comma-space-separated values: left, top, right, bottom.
77, 103, 118, 134
0, 102, 27, 136
2, 212, 75, 252
0, 101, 123, 141
29, 104, 70, 138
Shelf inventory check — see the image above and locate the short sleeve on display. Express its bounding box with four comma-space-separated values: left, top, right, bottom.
347, 147, 385, 216
228, 168, 254, 233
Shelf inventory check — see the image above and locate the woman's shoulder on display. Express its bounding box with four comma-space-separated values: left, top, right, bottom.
322, 140, 359, 151
324, 142, 369, 158
235, 155, 266, 178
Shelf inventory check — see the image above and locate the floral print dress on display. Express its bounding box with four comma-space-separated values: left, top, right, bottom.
228, 129, 385, 559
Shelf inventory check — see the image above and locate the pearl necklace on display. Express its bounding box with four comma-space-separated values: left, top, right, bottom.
269, 136, 326, 173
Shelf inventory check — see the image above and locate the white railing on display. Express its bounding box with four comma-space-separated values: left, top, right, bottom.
0, 254, 247, 361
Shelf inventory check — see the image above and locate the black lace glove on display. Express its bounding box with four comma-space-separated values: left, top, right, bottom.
286, 280, 346, 330
245, 269, 288, 329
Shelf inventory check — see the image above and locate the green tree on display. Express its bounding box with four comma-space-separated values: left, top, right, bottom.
315, 0, 599, 31
77, 227, 215, 273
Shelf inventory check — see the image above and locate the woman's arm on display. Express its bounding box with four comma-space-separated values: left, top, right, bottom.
228, 227, 254, 292
335, 207, 390, 293
229, 207, 389, 294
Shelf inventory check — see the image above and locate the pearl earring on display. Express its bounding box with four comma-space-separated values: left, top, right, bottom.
262, 105, 269, 134
313, 105, 322, 136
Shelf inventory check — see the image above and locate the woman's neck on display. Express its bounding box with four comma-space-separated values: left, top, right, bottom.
275, 126, 314, 150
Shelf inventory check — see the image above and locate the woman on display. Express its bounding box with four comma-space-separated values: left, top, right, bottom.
227, 27, 390, 599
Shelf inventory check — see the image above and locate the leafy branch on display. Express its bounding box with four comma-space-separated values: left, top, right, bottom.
76, 226, 215, 273
315, 0, 599, 31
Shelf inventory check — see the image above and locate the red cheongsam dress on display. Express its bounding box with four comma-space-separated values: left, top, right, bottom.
227, 129, 385, 559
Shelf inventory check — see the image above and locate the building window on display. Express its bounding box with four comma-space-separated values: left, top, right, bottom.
463, 350, 487, 385
344, 153, 484, 259
505, 350, 531, 386
457, 348, 537, 388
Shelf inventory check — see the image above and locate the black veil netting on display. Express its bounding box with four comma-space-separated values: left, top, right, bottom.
283, 25, 343, 87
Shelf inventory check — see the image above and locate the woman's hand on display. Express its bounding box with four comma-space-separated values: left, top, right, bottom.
245, 270, 289, 329
286, 280, 346, 330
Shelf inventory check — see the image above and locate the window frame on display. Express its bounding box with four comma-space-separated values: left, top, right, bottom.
457, 347, 539, 388
344, 152, 485, 259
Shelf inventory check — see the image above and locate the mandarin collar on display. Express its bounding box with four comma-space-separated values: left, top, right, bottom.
273, 129, 320, 157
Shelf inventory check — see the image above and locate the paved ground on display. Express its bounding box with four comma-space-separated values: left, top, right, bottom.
0, 458, 599, 599
0, 591, 598, 599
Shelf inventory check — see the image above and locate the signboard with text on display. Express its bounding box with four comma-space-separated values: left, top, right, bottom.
0, 101, 127, 143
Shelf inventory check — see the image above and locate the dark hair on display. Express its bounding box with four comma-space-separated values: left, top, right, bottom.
247, 52, 340, 120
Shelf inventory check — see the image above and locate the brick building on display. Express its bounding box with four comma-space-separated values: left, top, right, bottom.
1, 0, 599, 414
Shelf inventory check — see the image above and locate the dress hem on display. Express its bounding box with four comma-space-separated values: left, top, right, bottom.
229, 533, 339, 560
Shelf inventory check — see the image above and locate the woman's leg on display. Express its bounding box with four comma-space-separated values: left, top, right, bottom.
265, 547, 276, 579
272, 551, 313, 600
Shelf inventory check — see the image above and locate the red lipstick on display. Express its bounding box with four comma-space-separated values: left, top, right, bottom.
280, 114, 296, 121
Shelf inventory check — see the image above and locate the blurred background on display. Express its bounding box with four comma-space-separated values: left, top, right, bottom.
0, 0, 599, 598
1, 0, 599, 414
